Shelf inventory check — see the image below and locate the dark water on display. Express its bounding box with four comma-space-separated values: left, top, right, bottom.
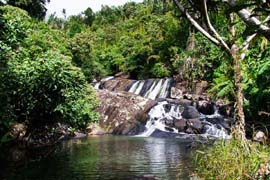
0, 136, 194, 180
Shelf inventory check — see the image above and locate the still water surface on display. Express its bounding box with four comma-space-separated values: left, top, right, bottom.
0, 136, 194, 180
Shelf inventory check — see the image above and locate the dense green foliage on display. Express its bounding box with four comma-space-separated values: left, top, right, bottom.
194, 139, 270, 179
48, 1, 190, 80
5, 0, 49, 20
0, 1, 269, 179
31, 0, 270, 126
0, 6, 99, 138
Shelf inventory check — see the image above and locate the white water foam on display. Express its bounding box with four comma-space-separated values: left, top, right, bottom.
136, 100, 230, 139
136, 101, 180, 137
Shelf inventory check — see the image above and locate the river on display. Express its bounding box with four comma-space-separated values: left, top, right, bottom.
0, 136, 195, 180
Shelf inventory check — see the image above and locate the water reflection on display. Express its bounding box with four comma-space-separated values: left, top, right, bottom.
0, 136, 193, 180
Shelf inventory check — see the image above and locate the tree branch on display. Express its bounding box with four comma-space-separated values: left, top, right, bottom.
173, 0, 221, 46
227, 0, 270, 40
240, 33, 257, 60
203, 0, 231, 53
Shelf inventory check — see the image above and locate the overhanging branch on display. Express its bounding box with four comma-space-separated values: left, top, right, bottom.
203, 0, 231, 53
173, 0, 221, 46
227, 0, 270, 40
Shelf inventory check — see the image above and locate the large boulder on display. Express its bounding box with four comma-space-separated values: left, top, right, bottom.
181, 106, 200, 119
96, 90, 155, 135
197, 100, 215, 115
187, 119, 203, 133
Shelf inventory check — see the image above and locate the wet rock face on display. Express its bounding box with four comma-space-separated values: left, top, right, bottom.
96, 90, 155, 135
99, 78, 135, 92
94, 76, 234, 138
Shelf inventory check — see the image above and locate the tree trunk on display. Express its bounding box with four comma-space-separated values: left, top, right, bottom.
231, 44, 246, 141
163, 0, 167, 14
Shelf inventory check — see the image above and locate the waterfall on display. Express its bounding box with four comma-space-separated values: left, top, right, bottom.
136, 100, 230, 139
94, 76, 173, 100
128, 78, 173, 100
136, 101, 180, 137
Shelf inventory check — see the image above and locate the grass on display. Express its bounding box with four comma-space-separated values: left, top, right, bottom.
193, 139, 270, 180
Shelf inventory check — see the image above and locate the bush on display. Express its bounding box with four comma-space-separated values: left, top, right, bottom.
1, 50, 99, 128
194, 139, 270, 179
0, 5, 99, 137
0, 5, 31, 48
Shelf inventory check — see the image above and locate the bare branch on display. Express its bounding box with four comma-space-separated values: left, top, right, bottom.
203, 0, 231, 53
227, 0, 270, 39
173, 0, 221, 46
240, 33, 257, 60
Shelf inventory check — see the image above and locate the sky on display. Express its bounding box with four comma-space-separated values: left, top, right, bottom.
46, 0, 144, 18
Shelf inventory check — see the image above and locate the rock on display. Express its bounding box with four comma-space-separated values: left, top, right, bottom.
205, 117, 231, 130
86, 123, 106, 136
164, 118, 174, 126
100, 78, 135, 92
74, 132, 87, 138
150, 129, 180, 138
183, 94, 193, 100
115, 72, 130, 79
195, 81, 208, 95
254, 131, 267, 143
218, 104, 234, 117
96, 90, 155, 135
197, 100, 215, 115
89, 128, 106, 136
181, 106, 200, 119
187, 119, 203, 133
174, 119, 187, 132
185, 127, 194, 134
165, 126, 174, 132
173, 80, 208, 96
10, 123, 27, 140
178, 99, 193, 107
170, 87, 183, 99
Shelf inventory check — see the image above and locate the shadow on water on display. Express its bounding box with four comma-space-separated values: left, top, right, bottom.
0, 136, 196, 180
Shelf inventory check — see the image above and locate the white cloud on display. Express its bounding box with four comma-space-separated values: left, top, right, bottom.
46, 0, 143, 18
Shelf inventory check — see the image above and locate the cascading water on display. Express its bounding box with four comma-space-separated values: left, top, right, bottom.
137, 101, 180, 137
94, 76, 232, 139
202, 105, 230, 138
136, 100, 231, 139
128, 78, 173, 100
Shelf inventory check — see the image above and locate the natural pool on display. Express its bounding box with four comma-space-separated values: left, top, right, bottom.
0, 136, 195, 180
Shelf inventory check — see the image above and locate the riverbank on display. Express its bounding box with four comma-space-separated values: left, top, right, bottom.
193, 139, 270, 179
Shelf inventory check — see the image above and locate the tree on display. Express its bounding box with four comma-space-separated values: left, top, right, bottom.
173, 0, 270, 141
83, 7, 95, 26
5, 0, 50, 20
